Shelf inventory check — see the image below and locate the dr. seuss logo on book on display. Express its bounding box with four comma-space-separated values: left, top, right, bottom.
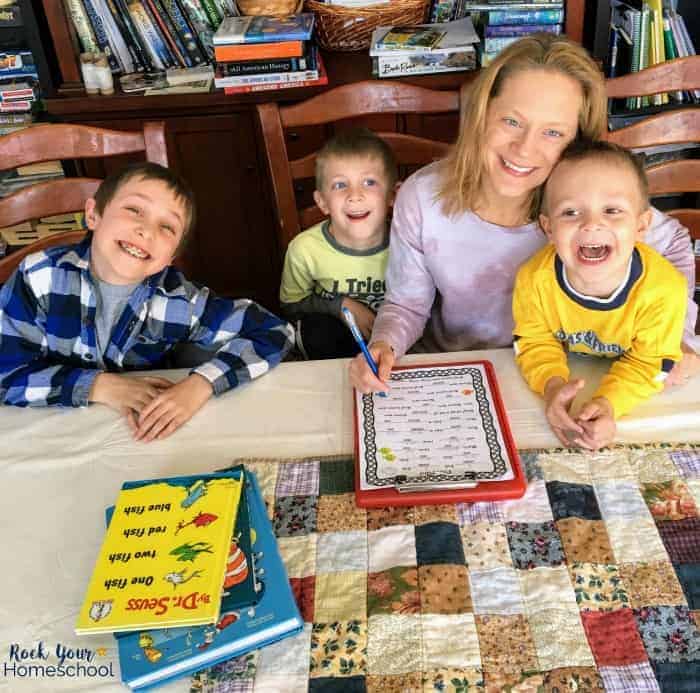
3, 641, 116, 681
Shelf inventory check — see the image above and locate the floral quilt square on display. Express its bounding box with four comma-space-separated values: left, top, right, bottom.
423, 667, 484, 692
468, 566, 524, 615
366, 614, 421, 675
275, 460, 320, 497
366, 506, 414, 532
598, 662, 661, 693
460, 521, 512, 570
273, 494, 317, 537
656, 518, 700, 564
519, 450, 544, 482
619, 561, 687, 608
580, 609, 648, 666
642, 480, 698, 523
543, 666, 604, 692
418, 564, 471, 614
546, 481, 602, 521
366, 672, 422, 692
475, 614, 538, 672
310, 620, 367, 678
316, 530, 367, 574
316, 493, 366, 533
634, 605, 700, 663
314, 571, 367, 622
415, 522, 465, 566
368, 524, 417, 573
506, 520, 565, 569
421, 613, 480, 669
556, 517, 615, 564
629, 450, 681, 484
367, 566, 420, 617
483, 670, 545, 692
569, 561, 630, 611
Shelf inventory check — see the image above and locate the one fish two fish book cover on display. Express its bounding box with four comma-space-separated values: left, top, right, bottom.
75, 472, 244, 635
116, 470, 303, 691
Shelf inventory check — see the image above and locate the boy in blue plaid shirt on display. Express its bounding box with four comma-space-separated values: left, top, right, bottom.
0, 163, 293, 441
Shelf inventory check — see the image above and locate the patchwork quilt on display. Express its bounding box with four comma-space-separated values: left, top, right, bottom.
191, 445, 700, 692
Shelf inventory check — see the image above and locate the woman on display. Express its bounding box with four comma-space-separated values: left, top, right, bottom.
350, 33, 698, 397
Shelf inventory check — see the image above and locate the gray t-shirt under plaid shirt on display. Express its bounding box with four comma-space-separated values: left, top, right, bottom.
93, 278, 139, 368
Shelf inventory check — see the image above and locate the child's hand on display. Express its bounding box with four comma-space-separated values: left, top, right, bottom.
349, 340, 394, 394
543, 376, 585, 447
89, 373, 174, 422
134, 374, 213, 442
664, 343, 700, 387
575, 397, 616, 450
342, 297, 375, 340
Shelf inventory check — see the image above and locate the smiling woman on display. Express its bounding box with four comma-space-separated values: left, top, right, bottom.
349, 33, 699, 396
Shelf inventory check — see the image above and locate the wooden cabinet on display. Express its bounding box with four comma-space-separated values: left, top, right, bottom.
40, 0, 586, 307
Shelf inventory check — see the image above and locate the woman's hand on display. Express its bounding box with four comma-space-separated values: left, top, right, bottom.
348, 340, 394, 394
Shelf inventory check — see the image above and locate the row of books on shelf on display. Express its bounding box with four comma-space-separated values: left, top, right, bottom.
65, 0, 237, 74
429, 0, 563, 25
607, 0, 698, 111
74, 466, 302, 691
212, 13, 329, 93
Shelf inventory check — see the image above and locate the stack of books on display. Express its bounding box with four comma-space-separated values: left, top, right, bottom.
0, 50, 38, 118
213, 13, 327, 94
370, 17, 479, 78
464, 2, 564, 66
75, 467, 302, 691
607, 1, 699, 111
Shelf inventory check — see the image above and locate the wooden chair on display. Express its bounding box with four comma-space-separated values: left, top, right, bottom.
257, 80, 465, 257
605, 57, 700, 279
0, 121, 169, 284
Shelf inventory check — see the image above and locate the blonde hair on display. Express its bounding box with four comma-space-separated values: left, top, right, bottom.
436, 33, 607, 220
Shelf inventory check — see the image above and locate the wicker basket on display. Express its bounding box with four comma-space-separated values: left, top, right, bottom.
237, 0, 303, 15
305, 0, 430, 52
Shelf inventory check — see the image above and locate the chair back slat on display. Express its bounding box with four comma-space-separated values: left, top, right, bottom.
605, 109, 700, 149
646, 160, 700, 196
606, 56, 700, 97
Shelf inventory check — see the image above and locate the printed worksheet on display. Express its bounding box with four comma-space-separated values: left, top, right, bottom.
356, 363, 514, 490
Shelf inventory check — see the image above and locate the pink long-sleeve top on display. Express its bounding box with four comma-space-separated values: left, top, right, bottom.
371, 162, 699, 359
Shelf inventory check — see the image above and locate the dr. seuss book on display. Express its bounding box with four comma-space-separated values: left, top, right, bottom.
75, 472, 243, 635
117, 471, 303, 691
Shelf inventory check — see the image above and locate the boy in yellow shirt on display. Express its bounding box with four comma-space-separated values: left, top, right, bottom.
280, 128, 398, 359
513, 140, 687, 450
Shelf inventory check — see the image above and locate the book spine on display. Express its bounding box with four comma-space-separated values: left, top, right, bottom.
483, 35, 526, 52
82, 0, 125, 71
214, 41, 304, 62
198, 0, 222, 29
94, 0, 137, 72
216, 68, 319, 88
161, 0, 207, 65
374, 59, 474, 78
113, 0, 154, 70
606, 24, 619, 78
104, 0, 146, 70
487, 9, 563, 25
126, 0, 167, 69
218, 53, 315, 76
147, 0, 190, 66
65, 0, 100, 53
484, 23, 561, 37
223, 72, 327, 94
179, 0, 215, 59
137, 0, 179, 67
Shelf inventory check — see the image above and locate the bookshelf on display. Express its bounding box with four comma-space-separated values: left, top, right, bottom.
36, 0, 586, 306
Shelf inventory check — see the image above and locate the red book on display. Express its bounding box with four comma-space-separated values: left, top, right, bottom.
214, 40, 304, 62
223, 54, 327, 94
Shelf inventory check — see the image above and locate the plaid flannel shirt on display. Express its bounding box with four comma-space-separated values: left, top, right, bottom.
0, 236, 294, 407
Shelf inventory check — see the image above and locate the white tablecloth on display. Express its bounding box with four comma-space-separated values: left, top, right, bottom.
1, 349, 698, 691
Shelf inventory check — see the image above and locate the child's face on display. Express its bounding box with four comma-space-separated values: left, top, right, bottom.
540, 158, 652, 297
86, 177, 187, 285
313, 154, 396, 249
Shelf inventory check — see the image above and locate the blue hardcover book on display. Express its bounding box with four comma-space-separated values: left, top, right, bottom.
488, 9, 564, 25
116, 470, 303, 691
213, 13, 315, 45
484, 23, 562, 37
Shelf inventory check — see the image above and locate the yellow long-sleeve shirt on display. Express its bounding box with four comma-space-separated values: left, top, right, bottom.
513, 243, 687, 418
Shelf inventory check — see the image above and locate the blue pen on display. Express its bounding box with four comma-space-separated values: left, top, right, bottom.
341, 306, 388, 397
